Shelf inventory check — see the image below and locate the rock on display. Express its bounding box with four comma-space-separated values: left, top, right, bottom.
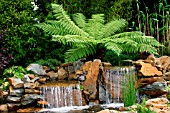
42, 66, 50, 72
27, 74, 35, 79
78, 75, 85, 81
27, 64, 46, 75
97, 109, 110, 113
38, 78, 47, 83
21, 94, 43, 106
68, 65, 75, 73
25, 89, 40, 94
0, 104, 8, 112
146, 98, 169, 113
17, 107, 42, 113
23, 74, 31, 82
6, 96, 21, 102
83, 61, 92, 72
8, 77, 24, 88
135, 77, 165, 88
103, 62, 112, 69
73, 59, 85, 72
47, 71, 58, 79
82, 59, 101, 100
57, 68, 67, 80
139, 82, 168, 97
76, 70, 83, 75
134, 61, 162, 76
7, 103, 21, 111
9, 86, 24, 96
68, 73, 78, 80
30, 77, 39, 83
24, 83, 37, 89
37, 100, 49, 107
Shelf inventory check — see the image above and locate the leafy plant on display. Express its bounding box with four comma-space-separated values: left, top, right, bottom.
134, 98, 156, 113
35, 59, 61, 70
3, 66, 27, 79
35, 4, 161, 63
122, 73, 137, 107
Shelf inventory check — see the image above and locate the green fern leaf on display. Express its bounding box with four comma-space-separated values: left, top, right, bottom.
51, 4, 89, 37
65, 44, 96, 63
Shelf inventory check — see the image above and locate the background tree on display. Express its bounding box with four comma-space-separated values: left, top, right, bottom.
0, 0, 66, 75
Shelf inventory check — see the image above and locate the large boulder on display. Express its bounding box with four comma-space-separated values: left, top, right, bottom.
82, 59, 101, 100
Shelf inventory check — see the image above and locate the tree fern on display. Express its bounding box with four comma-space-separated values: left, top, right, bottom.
35, 3, 161, 63
51, 4, 89, 37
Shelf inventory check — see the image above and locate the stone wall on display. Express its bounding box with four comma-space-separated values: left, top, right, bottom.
0, 59, 118, 112
134, 54, 170, 103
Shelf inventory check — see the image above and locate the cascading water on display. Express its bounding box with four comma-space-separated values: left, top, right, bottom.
40, 81, 82, 108
105, 66, 136, 104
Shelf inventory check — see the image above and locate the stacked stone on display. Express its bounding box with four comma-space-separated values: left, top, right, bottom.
134, 54, 170, 102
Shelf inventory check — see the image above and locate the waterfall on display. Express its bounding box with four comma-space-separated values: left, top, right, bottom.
40, 81, 82, 108
105, 66, 135, 104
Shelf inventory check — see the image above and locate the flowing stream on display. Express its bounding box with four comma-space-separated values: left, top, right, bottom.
40, 81, 82, 108
105, 66, 136, 103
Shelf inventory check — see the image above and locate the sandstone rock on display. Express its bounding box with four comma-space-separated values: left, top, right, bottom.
76, 70, 83, 75
38, 78, 47, 83
30, 77, 39, 83
47, 71, 58, 79
57, 68, 67, 80
24, 82, 37, 89
17, 107, 42, 113
8, 77, 24, 88
27, 64, 46, 75
0, 104, 8, 112
134, 61, 162, 76
27, 74, 35, 79
146, 98, 169, 113
83, 61, 92, 72
68, 73, 78, 80
82, 59, 101, 100
103, 62, 112, 69
25, 89, 40, 94
42, 66, 50, 72
135, 77, 165, 88
7, 103, 21, 111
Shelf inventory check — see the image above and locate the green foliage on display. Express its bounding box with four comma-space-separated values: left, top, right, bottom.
103, 51, 139, 65
122, 74, 137, 107
3, 66, 27, 79
80, 85, 84, 90
0, 0, 66, 68
132, 98, 156, 113
36, 4, 161, 63
35, 59, 61, 70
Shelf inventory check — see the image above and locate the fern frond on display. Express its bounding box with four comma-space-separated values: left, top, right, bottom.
34, 22, 63, 35
86, 14, 105, 38
65, 44, 96, 63
72, 13, 86, 31
51, 4, 89, 37
107, 31, 144, 39
137, 44, 158, 55
105, 42, 122, 55
128, 35, 162, 47
52, 35, 96, 46
100, 19, 127, 38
